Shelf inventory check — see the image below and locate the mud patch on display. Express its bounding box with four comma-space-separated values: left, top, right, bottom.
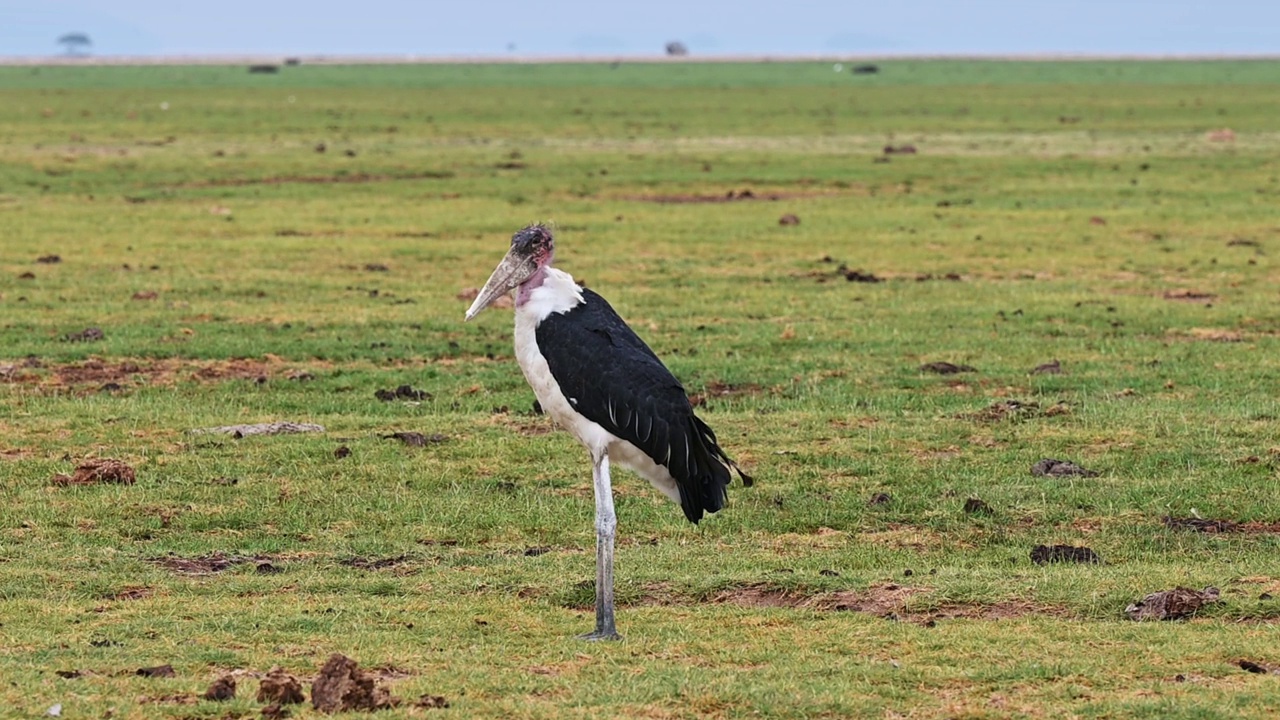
920, 362, 976, 375
382, 431, 446, 447
181, 170, 454, 188
1164, 516, 1237, 533
375, 385, 430, 401
1126, 586, 1220, 621
1030, 360, 1062, 375
190, 422, 324, 438
7, 357, 313, 390
963, 498, 994, 515
688, 380, 763, 407
311, 654, 399, 713
626, 188, 800, 204
1163, 289, 1217, 302
52, 458, 136, 486
1031, 458, 1098, 478
341, 555, 411, 571
62, 327, 105, 343
959, 400, 1040, 423
1030, 544, 1100, 565
148, 552, 277, 576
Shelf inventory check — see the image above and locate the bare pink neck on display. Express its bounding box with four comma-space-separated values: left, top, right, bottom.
516, 264, 549, 307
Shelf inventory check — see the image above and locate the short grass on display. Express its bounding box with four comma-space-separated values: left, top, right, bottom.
2, 61, 1279, 719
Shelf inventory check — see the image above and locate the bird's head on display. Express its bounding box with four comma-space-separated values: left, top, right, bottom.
464, 224, 555, 321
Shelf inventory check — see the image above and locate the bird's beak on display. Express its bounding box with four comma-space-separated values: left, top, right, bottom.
464, 249, 535, 321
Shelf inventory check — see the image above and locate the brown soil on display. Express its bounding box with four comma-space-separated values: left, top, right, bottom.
920, 362, 976, 375
708, 582, 1057, 623
1030, 360, 1062, 374
625, 189, 830, 204
52, 458, 136, 486
1125, 586, 1220, 621
382, 431, 447, 447
63, 327, 105, 342
375, 385, 430, 401
689, 380, 763, 407
148, 551, 277, 576
180, 170, 454, 188
1030, 544, 1100, 565
1031, 458, 1098, 478
311, 654, 400, 713
960, 400, 1040, 422
137, 664, 176, 678
258, 667, 306, 705
341, 555, 411, 571
3, 356, 305, 390
1163, 289, 1217, 301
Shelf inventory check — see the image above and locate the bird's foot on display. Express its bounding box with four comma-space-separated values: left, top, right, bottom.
577, 629, 623, 642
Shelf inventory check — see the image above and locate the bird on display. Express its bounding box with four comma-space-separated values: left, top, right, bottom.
464, 224, 751, 640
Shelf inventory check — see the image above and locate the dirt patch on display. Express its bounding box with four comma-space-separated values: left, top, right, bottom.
1179, 327, 1245, 342
203, 675, 236, 701
258, 667, 306, 705
1030, 360, 1062, 375
626, 189, 799, 204
920, 361, 976, 375
179, 170, 454, 188
1164, 516, 1237, 533
413, 694, 449, 709
1163, 289, 1217, 302
688, 380, 763, 407
190, 422, 325, 438
1031, 458, 1098, 478
5, 357, 312, 390
341, 555, 411, 571
1163, 517, 1280, 534
137, 664, 176, 678
1030, 544, 1100, 565
148, 552, 276, 576
311, 654, 400, 713
812, 583, 931, 616
62, 327, 105, 343
959, 400, 1041, 423
883, 144, 917, 155
382, 431, 447, 447
375, 385, 430, 401
1126, 586, 1220, 621
52, 458, 136, 486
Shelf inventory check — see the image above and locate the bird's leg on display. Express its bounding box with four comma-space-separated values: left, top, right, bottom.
579, 448, 621, 641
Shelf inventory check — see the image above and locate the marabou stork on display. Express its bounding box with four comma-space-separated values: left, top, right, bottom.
464, 224, 752, 640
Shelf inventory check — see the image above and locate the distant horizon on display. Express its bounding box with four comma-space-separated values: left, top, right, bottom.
4, 52, 1280, 66
2, 1, 1277, 59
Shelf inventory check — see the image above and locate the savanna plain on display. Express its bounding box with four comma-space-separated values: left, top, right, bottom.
1, 60, 1279, 718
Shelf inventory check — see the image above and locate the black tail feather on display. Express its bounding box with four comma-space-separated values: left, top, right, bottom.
673, 415, 752, 524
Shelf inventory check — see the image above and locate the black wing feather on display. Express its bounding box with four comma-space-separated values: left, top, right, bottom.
536, 289, 750, 523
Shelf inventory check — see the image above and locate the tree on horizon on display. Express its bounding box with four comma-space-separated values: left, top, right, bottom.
57, 33, 92, 57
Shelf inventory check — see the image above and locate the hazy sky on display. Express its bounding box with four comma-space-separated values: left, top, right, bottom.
1, 0, 1277, 57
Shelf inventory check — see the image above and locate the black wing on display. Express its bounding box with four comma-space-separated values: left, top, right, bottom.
536, 289, 750, 523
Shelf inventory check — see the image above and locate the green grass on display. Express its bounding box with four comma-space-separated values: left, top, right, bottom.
2, 60, 1280, 719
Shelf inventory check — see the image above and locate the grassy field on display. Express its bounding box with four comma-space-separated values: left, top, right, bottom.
2, 60, 1279, 718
